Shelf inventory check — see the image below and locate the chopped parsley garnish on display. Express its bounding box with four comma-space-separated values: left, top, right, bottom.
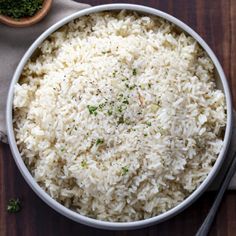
96, 138, 104, 145
132, 68, 137, 76
122, 98, 129, 104
107, 110, 113, 116
146, 121, 152, 126
118, 115, 125, 124
148, 83, 152, 88
7, 199, 21, 213
121, 166, 129, 175
81, 160, 88, 168
0, 0, 43, 19
112, 71, 117, 77
61, 148, 65, 152
144, 133, 148, 137
87, 105, 98, 115
129, 85, 136, 90
117, 106, 123, 113
125, 84, 136, 90
102, 50, 110, 54
98, 103, 106, 110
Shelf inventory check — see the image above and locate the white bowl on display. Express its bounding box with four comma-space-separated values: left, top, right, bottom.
6, 4, 233, 230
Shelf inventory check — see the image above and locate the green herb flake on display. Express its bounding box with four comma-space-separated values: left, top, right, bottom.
81, 160, 88, 169
7, 198, 21, 213
144, 133, 148, 137
132, 68, 137, 76
148, 83, 152, 88
125, 83, 136, 90
146, 121, 152, 126
61, 148, 65, 152
118, 115, 125, 124
107, 110, 113, 116
122, 98, 129, 105
112, 71, 117, 77
129, 85, 136, 90
98, 103, 106, 110
117, 106, 123, 113
121, 166, 129, 175
96, 138, 104, 146
87, 105, 98, 115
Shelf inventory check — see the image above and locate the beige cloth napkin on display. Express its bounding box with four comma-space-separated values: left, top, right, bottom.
0, 0, 236, 189
0, 0, 90, 142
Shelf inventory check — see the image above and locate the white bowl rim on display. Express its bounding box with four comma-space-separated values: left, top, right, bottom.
6, 3, 233, 230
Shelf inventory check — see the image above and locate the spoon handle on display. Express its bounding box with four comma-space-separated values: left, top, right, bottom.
196, 152, 236, 236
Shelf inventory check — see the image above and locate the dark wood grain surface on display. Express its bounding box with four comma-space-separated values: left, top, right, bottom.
1, 0, 236, 235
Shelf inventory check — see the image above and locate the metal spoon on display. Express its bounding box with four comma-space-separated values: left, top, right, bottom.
196, 152, 236, 236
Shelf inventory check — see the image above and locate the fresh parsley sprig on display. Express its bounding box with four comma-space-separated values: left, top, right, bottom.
7, 198, 21, 213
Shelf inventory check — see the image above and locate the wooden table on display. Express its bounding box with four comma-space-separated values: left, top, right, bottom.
1, 0, 235, 235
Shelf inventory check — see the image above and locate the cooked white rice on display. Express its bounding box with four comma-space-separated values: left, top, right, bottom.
13, 11, 226, 222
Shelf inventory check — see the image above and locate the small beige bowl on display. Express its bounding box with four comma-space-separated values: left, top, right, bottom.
0, 0, 53, 27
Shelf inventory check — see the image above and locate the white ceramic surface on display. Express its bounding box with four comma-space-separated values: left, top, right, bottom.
6, 4, 233, 230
